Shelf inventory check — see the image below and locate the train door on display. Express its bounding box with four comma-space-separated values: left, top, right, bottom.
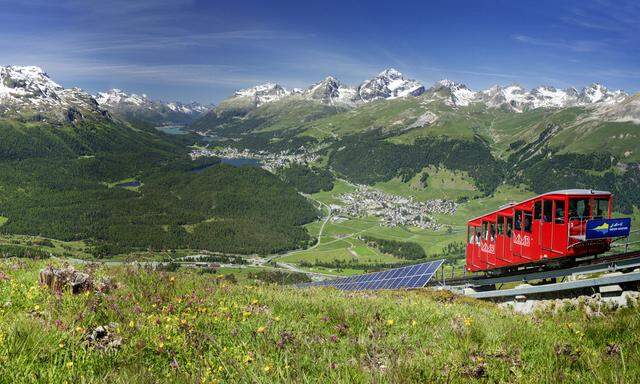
521, 210, 535, 261
481, 220, 496, 269
533, 200, 542, 258
551, 199, 567, 253
495, 215, 509, 267
540, 200, 553, 251
513, 210, 523, 262
505, 216, 514, 265
466, 224, 481, 270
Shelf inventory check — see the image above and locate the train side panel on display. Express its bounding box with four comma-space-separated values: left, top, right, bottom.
466, 192, 614, 273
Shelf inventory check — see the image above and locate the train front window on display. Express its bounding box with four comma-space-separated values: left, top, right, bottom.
534, 201, 542, 220
524, 211, 532, 233
497, 216, 504, 235
554, 200, 565, 224
569, 198, 591, 220
506, 217, 513, 237
514, 210, 522, 230
489, 223, 496, 242
594, 198, 609, 219
543, 200, 552, 222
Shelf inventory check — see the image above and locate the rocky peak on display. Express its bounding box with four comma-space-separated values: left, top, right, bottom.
356, 68, 425, 102
304, 76, 356, 105
0, 65, 107, 123
578, 83, 627, 104
233, 83, 289, 107
429, 79, 477, 106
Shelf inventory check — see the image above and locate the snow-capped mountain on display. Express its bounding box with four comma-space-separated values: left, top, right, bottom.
355, 68, 425, 102
428, 79, 477, 107
578, 84, 627, 105
428, 79, 629, 111
303, 76, 356, 105
232, 83, 291, 107
0, 65, 106, 123
216, 68, 425, 110
95, 89, 212, 125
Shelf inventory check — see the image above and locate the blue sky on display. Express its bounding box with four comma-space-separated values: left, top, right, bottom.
1, 0, 638, 103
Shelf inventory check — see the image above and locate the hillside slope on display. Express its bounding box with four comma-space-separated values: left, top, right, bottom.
1, 258, 639, 383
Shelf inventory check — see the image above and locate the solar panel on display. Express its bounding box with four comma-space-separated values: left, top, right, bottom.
298, 259, 444, 291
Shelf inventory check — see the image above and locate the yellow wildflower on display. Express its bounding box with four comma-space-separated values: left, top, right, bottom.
386, 319, 394, 326
464, 317, 473, 327
169, 276, 175, 282
243, 355, 253, 364
263, 365, 272, 373
59, 342, 65, 348
256, 326, 266, 334
411, 320, 417, 326
66, 362, 74, 369
128, 320, 135, 328
34, 305, 40, 311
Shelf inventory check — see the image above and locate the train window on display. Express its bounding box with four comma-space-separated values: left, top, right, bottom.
543, 200, 552, 222
506, 217, 513, 238
497, 216, 504, 235
489, 223, 496, 242
514, 210, 522, 230
569, 198, 591, 220
594, 198, 608, 219
534, 201, 542, 220
482, 222, 488, 240
524, 211, 532, 232
554, 200, 565, 224
468, 226, 474, 244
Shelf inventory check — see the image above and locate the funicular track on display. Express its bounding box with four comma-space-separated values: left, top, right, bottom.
427, 250, 640, 299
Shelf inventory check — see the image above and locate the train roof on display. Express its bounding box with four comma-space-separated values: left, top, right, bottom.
468, 189, 612, 223
543, 189, 611, 196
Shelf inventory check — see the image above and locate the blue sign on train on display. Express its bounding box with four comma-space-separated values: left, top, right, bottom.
585, 218, 631, 239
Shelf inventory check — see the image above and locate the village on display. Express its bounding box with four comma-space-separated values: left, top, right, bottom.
332, 186, 457, 231
190, 146, 319, 172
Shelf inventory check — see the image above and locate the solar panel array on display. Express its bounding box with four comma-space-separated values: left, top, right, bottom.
298, 259, 444, 291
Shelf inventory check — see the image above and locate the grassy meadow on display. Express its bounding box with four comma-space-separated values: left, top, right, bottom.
1, 258, 639, 383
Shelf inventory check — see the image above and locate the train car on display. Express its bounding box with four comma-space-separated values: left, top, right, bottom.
466, 189, 632, 273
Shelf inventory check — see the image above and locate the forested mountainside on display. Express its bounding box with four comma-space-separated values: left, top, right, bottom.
0, 66, 318, 257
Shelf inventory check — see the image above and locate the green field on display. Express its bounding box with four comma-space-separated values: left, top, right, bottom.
0, 234, 91, 259
374, 166, 481, 201
1, 258, 639, 383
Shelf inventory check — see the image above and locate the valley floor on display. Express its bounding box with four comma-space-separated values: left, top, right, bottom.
1, 258, 639, 383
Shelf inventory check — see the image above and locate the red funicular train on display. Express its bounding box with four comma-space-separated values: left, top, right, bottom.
466, 189, 632, 274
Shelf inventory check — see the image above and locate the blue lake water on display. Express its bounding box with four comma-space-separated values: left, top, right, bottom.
220, 157, 262, 167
